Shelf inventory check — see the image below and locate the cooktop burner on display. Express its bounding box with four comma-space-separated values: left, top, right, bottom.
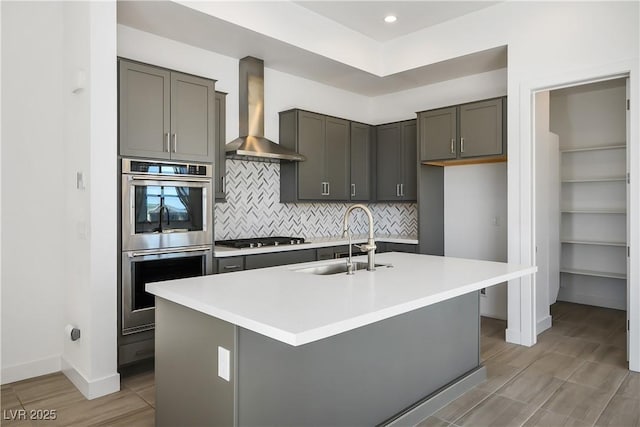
216, 236, 306, 249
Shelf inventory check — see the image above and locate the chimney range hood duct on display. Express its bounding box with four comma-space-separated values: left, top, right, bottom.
226, 57, 306, 162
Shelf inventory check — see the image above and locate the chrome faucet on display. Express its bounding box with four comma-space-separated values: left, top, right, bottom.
342, 204, 376, 274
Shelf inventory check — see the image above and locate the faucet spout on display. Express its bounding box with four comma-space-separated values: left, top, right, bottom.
342, 204, 376, 272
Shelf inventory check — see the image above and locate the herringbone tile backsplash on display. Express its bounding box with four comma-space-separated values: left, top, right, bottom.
214, 160, 417, 240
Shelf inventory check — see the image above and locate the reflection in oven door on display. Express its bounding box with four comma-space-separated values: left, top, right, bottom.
121, 158, 213, 251
121, 246, 213, 334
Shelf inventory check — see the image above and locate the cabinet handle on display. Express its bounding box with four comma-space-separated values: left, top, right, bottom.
223, 265, 241, 270
400, 183, 404, 197
460, 137, 465, 153
321, 182, 329, 196
172, 133, 178, 153
450, 138, 455, 154
351, 184, 356, 197
396, 184, 400, 197
221, 176, 225, 193
327, 182, 330, 195
165, 133, 170, 152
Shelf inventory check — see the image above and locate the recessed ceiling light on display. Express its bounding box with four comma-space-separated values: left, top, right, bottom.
384, 15, 397, 23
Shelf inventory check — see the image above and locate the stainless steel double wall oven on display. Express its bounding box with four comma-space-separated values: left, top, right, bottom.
121, 159, 213, 336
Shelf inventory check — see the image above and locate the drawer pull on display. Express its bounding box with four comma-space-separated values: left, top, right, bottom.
134, 349, 154, 357
224, 265, 241, 270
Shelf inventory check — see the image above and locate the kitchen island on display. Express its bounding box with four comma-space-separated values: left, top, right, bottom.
147, 252, 536, 427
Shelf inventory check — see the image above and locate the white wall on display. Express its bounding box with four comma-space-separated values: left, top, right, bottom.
1, 1, 119, 397
1, 1, 66, 383
444, 164, 508, 319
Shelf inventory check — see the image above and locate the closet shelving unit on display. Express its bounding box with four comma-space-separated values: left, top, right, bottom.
559, 142, 627, 306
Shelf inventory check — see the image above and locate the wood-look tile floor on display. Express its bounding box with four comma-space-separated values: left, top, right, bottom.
422, 302, 638, 427
2, 302, 637, 426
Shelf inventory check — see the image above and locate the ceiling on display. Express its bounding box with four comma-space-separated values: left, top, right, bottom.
117, 1, 507, 96
294, 1, 500, 42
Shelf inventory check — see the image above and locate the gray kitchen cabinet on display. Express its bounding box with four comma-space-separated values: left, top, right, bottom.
377, 242, 417, 254
119, 58, 216, 163
215, 91, 227, 201
459, 98, 503, 158
419, 107, 457, 161
419, 97, 504, 162
119, 60, 171, 160
216, 256, 245, 274
375, 119, 417, 202
245, 249, 317, 270
350, 122, 372, 201
280, 110, 349, 202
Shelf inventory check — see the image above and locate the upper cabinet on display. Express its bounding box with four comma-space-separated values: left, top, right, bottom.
215, 91, 227, 201
280, 110, 350, 202
419, 97, 505, 164
118, 58, 216, 163
376, 120, 417, 202
350, 122, 373, 201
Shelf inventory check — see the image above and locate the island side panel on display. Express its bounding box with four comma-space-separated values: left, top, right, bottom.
237, 292, 480, 427
155, 297, 236, 427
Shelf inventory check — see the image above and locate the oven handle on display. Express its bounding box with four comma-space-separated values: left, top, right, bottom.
129, 246, 212, 258
129, 175, 212, 184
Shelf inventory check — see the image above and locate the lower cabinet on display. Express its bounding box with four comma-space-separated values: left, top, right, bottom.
376, 242, 417, 254
216, 256, 245, 274
215, 243, 417, 273
245, 249, 317, 270
215, 249, 317, 273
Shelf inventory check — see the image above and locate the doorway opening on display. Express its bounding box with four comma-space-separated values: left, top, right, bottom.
535, 77, 629, 366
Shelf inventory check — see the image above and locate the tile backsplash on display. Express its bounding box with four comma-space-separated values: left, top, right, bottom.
214, 160, 417, 240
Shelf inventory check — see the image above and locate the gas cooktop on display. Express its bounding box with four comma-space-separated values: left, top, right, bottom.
216, 236, 306, 249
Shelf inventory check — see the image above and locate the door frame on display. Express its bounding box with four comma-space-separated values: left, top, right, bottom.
508, 58, 639, 372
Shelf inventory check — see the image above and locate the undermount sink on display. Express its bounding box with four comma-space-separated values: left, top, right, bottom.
294, 261, 391, 275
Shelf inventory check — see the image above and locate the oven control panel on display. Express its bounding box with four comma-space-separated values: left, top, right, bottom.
124, 159, 211, 177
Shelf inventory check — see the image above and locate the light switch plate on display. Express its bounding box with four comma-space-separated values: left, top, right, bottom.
218, 346, 230, 381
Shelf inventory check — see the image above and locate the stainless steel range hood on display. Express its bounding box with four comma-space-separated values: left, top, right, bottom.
226, 57, 306, 162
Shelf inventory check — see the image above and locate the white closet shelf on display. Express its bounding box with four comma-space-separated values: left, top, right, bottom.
560, 144, 626, 153
561, 177, 626, 183
560, 239, 626, 247
560, 268, 626, 280
561, 208, 626, 214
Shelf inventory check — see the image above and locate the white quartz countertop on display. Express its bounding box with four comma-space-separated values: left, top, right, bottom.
147, 252, 536, 346
213, 234, 418, 257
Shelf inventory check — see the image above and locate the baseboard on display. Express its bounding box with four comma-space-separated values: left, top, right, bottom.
557, 290, 626, 310
61, 357, 120, 400
1, 355, 61, 385
537, 315, 552, 335
383, 366, 487, 427
505, 328, 521, 345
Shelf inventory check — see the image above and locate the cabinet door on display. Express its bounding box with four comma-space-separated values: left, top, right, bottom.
419, 107, 457, 161
401, 121, 417, 201
215, 92, 227, 200
170, 72, 215, 162
119, 60, 171, 159
325, 117, 350, 200
459, 98, 503, 158
350, 123, 371, 201
297, 111, 326, 199
245, 249, 317, 270
216, 257, 245, 274
376, 123, 402, 201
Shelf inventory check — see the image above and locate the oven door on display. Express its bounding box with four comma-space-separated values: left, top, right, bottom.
122, 174, 213, 251
121, 246, 213, 334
